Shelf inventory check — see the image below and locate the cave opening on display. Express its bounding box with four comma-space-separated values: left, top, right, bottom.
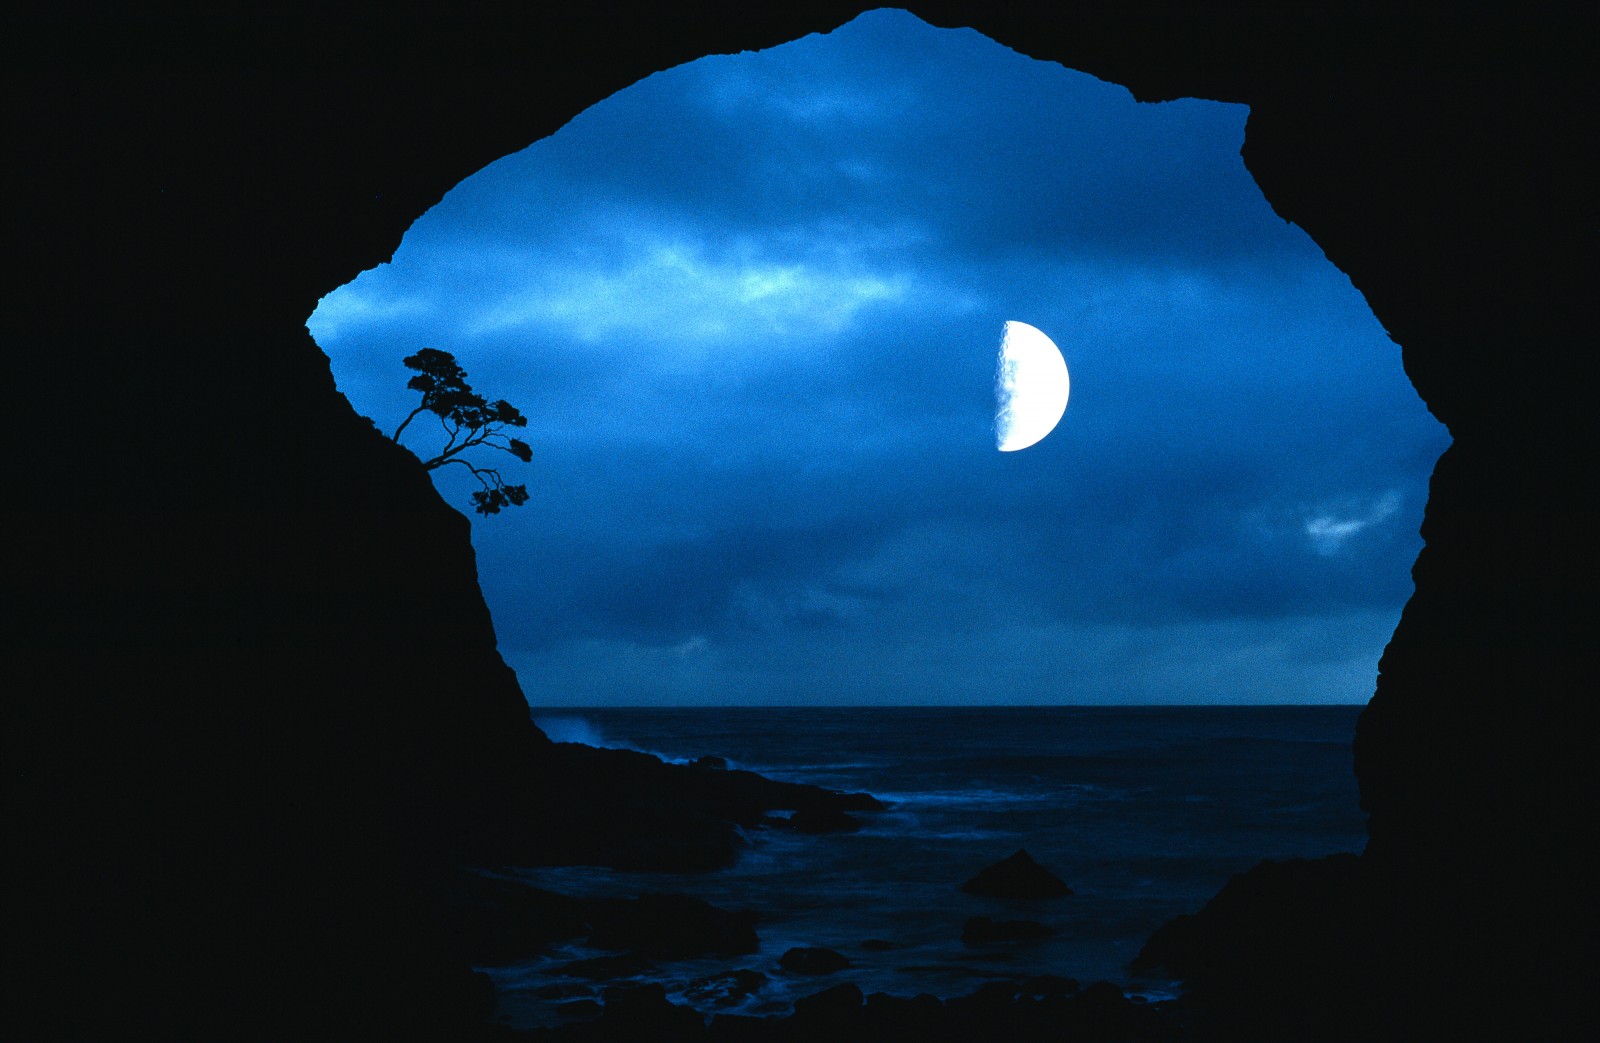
304, 7, 1449, 1022
310, 9, 1446, 711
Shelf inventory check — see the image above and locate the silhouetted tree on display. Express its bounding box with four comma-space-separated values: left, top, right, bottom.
392, 348, 532, 515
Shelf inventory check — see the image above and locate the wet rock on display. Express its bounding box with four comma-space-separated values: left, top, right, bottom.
691, 755, 728, 770
778, 946, 850, 975
685, 969, 768, 1006
962, 915, 1055, 944
959, 849, 1074, 898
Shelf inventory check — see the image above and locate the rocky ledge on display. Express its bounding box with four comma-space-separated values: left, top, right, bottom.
506, 741, 884, 872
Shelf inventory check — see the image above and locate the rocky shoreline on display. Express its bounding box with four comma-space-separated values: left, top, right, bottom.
458, 742, 1193, 1040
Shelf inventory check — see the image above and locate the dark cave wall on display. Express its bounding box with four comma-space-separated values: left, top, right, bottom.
4, 2, 1594, 1038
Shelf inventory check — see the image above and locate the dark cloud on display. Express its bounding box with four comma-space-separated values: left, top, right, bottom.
309, 10, 1448, 705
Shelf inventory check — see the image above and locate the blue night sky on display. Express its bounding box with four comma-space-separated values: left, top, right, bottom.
308, 9, 1449, 707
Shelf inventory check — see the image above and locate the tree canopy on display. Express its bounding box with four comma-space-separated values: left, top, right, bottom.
392, 348, 531, 515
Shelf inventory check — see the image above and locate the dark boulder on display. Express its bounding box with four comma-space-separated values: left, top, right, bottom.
1133, 854, 1378, 1040
600, 982, 704, 1038
959, 849, 1074, 898
778, 947, 851, 975
961, 915, 1055, 944
691, 755, 728, 770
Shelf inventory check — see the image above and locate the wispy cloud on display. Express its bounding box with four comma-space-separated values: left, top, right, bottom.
467, 243, 911, 343
1304, 491, 1402, 555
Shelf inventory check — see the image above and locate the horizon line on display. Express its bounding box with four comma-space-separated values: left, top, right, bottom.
526, 702, 1370, 710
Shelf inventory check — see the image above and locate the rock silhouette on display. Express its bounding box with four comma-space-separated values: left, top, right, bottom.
960, 849, 1075, 898
779, 947, 852, 975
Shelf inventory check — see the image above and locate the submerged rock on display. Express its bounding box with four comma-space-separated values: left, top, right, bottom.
959, 849, 1074, 899
779, 946, 851, 975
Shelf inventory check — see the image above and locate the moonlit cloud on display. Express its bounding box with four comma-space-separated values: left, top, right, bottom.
306, 9, 1450, 706
468, 242, 914, 343
1304, 491, 1403, 556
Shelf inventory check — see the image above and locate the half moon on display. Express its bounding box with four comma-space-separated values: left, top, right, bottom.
994, 320, 1069, 452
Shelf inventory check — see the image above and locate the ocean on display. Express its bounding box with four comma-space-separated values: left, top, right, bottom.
488, 705, 1368, 1028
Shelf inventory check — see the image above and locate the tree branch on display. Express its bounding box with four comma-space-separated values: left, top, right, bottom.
391, 404, 429, 442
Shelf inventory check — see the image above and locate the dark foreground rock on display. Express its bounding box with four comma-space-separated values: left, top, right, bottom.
959, 849, 1074, 898
1133, 853, 1380, 1041
449, 872, 757, 966
520, 976, 1178, 1042
586, 892, 758, 958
